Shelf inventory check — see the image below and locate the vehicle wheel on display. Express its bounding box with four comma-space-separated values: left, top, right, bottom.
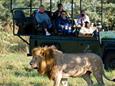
103, 50, 115, 70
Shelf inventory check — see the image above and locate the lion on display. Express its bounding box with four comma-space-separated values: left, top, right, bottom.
30, 46, 115, 86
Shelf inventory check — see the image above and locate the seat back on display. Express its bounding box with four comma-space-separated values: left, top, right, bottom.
13, 10, 26, 26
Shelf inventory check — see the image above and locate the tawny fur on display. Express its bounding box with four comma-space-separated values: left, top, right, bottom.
30, 46, 114, 86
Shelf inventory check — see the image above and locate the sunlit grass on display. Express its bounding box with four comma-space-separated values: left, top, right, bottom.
0, 53, 115, 86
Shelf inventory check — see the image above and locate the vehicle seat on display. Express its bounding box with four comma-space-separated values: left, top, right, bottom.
13, 10, 35, 35
13, 10, 26, 27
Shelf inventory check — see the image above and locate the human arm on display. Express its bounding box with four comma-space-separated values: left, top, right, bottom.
35, 12, 41, 23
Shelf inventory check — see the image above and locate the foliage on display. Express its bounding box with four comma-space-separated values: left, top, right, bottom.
0, 0, 114, 28
0, 0, 115, 28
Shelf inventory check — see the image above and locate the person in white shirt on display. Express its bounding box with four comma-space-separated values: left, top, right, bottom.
76, 10, 90, 26
79, 21, 96, 36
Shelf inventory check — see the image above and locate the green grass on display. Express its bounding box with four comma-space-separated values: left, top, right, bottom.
0, 53, 115, 86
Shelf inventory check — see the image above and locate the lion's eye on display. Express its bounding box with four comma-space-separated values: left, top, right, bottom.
34, 56, 42, 60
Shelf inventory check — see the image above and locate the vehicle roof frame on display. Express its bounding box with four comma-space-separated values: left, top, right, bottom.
10, 0, 104, 24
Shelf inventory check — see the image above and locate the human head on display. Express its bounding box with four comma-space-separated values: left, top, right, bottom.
80, 10, 85, 17
61, 11, 67, 19
57, 3, 63, 11
84, 21, 90, 28
39, 5, 45, 13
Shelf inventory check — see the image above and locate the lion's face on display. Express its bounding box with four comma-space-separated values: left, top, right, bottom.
30, 55, 43, 69
30, 46, 56, 75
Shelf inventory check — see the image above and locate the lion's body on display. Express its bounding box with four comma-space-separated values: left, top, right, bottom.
30, 46, 114, 86
58, 53, 103, 77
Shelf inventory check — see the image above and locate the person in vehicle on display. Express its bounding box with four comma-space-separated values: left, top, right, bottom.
56, 11, 74, 35
53, 3, 65, 20
79, 21, 96, 36
35, 5, 52, 36
92, 23, 100, 37
76, 10, 90, 26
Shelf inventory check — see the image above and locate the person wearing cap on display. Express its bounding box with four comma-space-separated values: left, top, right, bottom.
35, 5, 52, 36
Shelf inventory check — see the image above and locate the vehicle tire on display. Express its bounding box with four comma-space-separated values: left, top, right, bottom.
103, 50, 115, 70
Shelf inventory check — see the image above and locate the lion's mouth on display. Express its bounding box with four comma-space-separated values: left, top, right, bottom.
30, 64, 38, 69
34, 67, 38, 69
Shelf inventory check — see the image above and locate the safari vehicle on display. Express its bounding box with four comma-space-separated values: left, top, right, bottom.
10, 0, 115, 69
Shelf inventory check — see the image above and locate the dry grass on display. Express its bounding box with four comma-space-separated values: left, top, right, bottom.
0, 53, 115, 86
0, 31, 27, 54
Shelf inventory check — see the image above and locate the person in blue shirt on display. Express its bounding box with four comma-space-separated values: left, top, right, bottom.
35, 5, 52, 36
56, 11, 73, 35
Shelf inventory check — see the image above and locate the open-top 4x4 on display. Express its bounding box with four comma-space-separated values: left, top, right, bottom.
10, 0, 115, 69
